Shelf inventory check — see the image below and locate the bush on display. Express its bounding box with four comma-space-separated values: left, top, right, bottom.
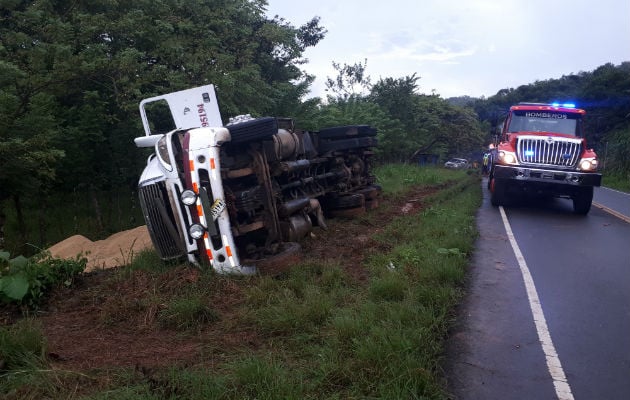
0, 251, 86, 309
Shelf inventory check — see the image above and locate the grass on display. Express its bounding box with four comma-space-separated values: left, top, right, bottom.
2, 165, 481, 399
158, 294, 219, 330
602, 170, 630, 192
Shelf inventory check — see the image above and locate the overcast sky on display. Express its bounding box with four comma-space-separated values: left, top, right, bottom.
265, 0, 630, 99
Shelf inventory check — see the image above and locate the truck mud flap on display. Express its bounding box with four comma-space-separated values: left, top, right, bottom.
228, 117, 278, 144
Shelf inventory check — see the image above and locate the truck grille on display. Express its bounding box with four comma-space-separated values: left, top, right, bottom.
516, 136, 582, 168
138, 182, 184, 259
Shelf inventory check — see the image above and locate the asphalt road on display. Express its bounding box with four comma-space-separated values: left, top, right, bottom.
445, 181, 630, 400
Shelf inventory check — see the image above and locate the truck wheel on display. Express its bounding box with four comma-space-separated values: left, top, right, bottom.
572, 187, 593, 215
490, 178, 507, 207
227, 117, 278, 144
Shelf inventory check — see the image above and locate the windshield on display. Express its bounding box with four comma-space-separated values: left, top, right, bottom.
508, 110, 581, 136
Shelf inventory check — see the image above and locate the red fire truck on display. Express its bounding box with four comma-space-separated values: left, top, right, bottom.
488, 102, 601, 214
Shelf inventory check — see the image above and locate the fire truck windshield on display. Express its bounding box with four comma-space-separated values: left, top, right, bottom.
508, 110, 580, 136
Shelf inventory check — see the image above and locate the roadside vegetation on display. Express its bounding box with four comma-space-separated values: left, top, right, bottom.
602, 172, 630, 193
0, 165, 481, 399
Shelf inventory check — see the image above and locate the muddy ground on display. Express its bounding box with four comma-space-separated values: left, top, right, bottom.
21, 187, 435, 372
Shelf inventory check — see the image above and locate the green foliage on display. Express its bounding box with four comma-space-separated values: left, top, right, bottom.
602, 127, 630, 179
230, 356, 305, 399
602, 170, 630, 193
0, 251, 86, 308
374, 163, 466, 195
0, 318, 46, 371
245, 262, 344, 336
316, 69, 486, 163
368, 272, 408, 302
158, 294, 219, 331
325, 58, 372, 99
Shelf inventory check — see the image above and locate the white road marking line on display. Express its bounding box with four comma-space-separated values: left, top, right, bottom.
600, 186, 630, 197
499, 206, 575, 400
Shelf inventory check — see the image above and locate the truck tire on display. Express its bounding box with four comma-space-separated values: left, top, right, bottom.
490, 178, 507, 207
572, 187, 593, 215
227, 117, 278, 144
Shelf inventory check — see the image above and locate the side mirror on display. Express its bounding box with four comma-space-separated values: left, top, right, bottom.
134, 135, 163, 148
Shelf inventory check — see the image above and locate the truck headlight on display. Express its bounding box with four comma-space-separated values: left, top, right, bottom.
189, 224, 205, 240
498, 151, 517, 165
579, 158, 598, 171
181, 190, 197, 206
155, 136, 173, 171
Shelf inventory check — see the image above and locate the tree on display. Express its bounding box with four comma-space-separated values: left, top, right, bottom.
325, 59, 372, 100
0, 2, 69, 249
369, 75, 484, 162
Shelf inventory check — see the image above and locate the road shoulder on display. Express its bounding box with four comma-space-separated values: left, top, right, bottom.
443, 180, 557, 400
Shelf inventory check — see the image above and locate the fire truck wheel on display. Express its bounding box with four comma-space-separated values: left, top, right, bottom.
247, 242, 302, 276
490, 178, 507, 207
572, 187, 593, 215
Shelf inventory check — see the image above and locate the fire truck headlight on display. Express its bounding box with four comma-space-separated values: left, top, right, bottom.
180, 190, 197, 206
189, 224, 205, 240
579, 159, 598, 171
499, 151, 517, 164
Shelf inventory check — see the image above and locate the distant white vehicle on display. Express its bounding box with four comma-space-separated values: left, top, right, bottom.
444, 158, 469, 169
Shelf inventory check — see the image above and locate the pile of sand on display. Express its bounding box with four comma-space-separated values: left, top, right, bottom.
47, 225, 153, 272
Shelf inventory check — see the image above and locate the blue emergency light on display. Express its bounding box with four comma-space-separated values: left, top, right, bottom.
551, 102, 576, 108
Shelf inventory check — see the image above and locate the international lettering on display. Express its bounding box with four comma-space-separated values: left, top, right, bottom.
525, 112, 567, 119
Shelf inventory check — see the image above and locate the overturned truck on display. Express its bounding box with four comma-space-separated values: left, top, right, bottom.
134, 85, 380, 274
